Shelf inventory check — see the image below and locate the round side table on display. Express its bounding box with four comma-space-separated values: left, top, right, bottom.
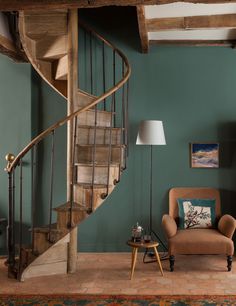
127, 240, 164, 279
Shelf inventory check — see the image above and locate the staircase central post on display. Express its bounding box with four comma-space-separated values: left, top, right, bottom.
67, 8, 78, 274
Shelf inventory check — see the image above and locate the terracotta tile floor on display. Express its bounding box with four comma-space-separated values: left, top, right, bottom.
0, 253, 236, 295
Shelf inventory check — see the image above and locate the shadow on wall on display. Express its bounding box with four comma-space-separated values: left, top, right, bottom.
218, 122, 236, 242
79, 6, 141, 52
0, 211, 7, 255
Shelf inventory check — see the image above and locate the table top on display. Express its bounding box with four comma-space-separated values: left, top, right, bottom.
127, 240, 159, 248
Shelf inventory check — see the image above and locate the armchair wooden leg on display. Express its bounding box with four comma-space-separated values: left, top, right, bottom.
170, 255, 175, 272
227, 255, 233, 271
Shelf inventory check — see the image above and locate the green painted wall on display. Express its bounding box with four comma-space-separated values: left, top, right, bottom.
0, 54, 31, 254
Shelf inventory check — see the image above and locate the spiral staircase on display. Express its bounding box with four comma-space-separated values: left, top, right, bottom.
5, 9, 131, 281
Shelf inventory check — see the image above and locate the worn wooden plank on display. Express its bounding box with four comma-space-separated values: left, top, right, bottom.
0, 34, 27, 62
149, 39, 234, 46
76, 163, 119, 185
35, 35, 67, 60
1, 0, 236, 10
24, 11, 68, 39
147, 14, 236, 31
67, 9, 78, 275
136, 5, 149, 53
55, 55, 68, 80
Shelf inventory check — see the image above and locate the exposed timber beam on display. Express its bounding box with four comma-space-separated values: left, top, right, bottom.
147, 14, 236, 31
2, 0, 236, 11
150, 39, 235, 46
137, 5, 149, 53
0, 34, 27, 62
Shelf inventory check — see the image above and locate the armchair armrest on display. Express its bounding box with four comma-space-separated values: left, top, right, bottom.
162, 214, 177, 239
218, 214, 236, 239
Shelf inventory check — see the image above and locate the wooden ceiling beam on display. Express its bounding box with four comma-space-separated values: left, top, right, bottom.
2, 0, 236, 11
149, 39, 235, 46
0, 34, 27, 62
147, 14, 236, 31
136, 5, 149, 53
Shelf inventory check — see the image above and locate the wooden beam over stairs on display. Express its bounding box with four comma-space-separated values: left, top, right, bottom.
2, 0, 236, 11
146, 14, 236, 31
136, 5, 149, 53
67, 9, 78, 274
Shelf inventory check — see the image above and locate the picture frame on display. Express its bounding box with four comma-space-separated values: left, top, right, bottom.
190, 143, 219, 168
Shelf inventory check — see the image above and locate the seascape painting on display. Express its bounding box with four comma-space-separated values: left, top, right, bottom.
190, 143, 219, 168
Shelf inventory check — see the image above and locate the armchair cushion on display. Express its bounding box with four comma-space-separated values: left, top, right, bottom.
177, 198, 216, 229
162, 214, 177, 239
169, 228, 234, 256
218, 214, 236, 239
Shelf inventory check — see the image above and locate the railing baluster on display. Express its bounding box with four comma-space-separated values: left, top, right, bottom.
31, 145, 37, 252
104, 92, 115, 197
48, 131, 55, 242
90, 30, 93, 94
69, 116, 78, 227
125, 80, 129, 157
18, 159, 23, 280
117, 61, 126, 181
102, 41, 106, 110
12, 169, 15, 260
90, 105, 98, 213
7, 170, 15, 275
113, 50, 116, 127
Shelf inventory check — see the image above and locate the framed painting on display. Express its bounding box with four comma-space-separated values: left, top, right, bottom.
190, 143, 219, 168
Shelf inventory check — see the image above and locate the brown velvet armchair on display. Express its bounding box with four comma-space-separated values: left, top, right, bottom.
162, 188, 236, 272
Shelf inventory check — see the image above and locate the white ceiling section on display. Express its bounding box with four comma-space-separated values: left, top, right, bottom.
144, 2, 236, 43
145, 3, 236, 19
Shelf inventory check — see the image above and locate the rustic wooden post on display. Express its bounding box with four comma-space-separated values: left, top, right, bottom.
67, 8, 78, 274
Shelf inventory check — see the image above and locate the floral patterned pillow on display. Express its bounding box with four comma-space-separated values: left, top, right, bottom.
177, 198, 216, 229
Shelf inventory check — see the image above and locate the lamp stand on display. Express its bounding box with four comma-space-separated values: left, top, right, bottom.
149, 145, 167, 252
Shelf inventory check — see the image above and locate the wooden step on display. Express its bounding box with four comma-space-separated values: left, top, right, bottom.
76, 163, 119, 185
76, 144, 125, 167
35, 35, 67, 60
54, 202, 88, 229
19, 247, 37, 270
24, 10, 68, 40
77, 126, 123, 145
77, 109, 113, 127
76, 90, 96, 108
31, 224, 63, 255
55, 54, 67, 80
74, 183, 114, 211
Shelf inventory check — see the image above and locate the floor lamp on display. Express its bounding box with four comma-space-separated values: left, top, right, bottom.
136, 120, 167, 251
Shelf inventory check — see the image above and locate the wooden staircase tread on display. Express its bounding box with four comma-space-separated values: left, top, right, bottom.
53, 201, 87, 212
31, 223, 62, 233
85, 109, 115, 115
75, 162, 120, 167
76, 144, 126, 148
78, 89, 97, 99
77, 125, 124, 130
76, 183, 113, 189
15, 244, 32, 251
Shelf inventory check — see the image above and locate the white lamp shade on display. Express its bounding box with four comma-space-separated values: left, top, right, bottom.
136, 120, 166, 145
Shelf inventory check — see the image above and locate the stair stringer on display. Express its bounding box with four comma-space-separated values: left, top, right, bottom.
20, 234, 70, 281
6, 10, 131, 281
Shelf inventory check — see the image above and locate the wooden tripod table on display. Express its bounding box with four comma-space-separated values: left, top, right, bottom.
127, 240, 164, 279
